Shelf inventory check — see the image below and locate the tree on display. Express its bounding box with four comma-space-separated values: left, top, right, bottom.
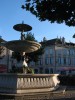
73, 34, 75, 38
22, 0, 75, 26
25, 32, 37, 41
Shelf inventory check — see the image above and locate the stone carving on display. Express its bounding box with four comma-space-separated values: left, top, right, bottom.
21, 33, 25, 40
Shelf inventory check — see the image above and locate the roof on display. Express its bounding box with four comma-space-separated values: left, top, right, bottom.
41, 38, 62, 46
0, 37, 6, 42
40, 38, 75, 47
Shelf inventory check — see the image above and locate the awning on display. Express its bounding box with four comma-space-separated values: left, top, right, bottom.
58, 67, 75, 71
0, 64, 7, 72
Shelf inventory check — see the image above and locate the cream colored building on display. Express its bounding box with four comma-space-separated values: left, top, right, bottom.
1, 37, 75, 74
30, 37, 75, 75
0, 37, 12, 72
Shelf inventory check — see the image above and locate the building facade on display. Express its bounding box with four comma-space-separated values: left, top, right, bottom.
0, 37, 12, 72
1, 37, 75, 74
29, 37, 75, 75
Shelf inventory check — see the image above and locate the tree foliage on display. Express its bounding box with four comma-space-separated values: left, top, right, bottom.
25, 32, 37, 41
22, 0, 75, 26
73, 34, 75, 38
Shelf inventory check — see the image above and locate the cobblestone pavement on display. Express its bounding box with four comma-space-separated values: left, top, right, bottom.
46, 86, 75, 100
24, 91, 75, 100
23, 86, 75, 100
0, 86, 75, 100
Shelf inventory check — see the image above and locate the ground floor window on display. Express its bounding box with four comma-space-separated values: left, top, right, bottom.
45, 68, 49, 74
39, 67, 43, 74
34, 69, 38, 74
50, 68, 53, 73
60, 71, 66, 75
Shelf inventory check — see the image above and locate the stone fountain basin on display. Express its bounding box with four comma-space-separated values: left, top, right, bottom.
0, 73, 60, 94
5, 40, 41, 53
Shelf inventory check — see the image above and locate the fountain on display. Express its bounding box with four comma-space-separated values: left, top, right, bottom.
5, 22, 41, 73
0, 22, 60, 96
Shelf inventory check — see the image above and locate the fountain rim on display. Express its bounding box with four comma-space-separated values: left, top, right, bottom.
5, 40, 41, 46
4, 40, 41, 53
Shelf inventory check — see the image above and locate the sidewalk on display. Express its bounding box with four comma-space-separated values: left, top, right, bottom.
47, 86, 75, 100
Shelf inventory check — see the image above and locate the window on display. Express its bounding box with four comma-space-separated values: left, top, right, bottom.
72, 49, 75, 55
50, 49, 53, 55
73, 58, 75, 66
45, 57, 49, 65
45, 68, 49, 74
60, 71, 66, 75
63, 57, 66, 65
63, 49, 67, 55
36, 58, 43, 65
34, 69, 38, 74
57, 50, 61, 55
72, 50, 75, 55
70, 49, 75, 55
68, 58, 71, 65
74, 59, 75, 65
38, 58, 43, 65
50, 57, 53, 64
45, 57, 53, 65
45, 49, 48, 55
50, 68, 53, 73
39, 67, 43, 74
58, 57, 61, 64
67, 49, 74, 55
30, 61, 34, 66
67, 50, 70, 55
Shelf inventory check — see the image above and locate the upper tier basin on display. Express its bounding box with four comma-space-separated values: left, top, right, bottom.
5, 40, 41, 53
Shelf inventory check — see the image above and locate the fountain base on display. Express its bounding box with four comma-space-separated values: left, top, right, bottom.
0, 73, 60, 94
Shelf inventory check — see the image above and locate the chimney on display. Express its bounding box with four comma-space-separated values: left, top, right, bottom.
62, 37, 65, 45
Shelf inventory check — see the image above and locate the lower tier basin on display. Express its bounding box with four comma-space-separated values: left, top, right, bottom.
0, 74, 60, 94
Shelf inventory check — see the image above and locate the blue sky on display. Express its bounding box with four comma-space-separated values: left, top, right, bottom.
0, 0, 75, 43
